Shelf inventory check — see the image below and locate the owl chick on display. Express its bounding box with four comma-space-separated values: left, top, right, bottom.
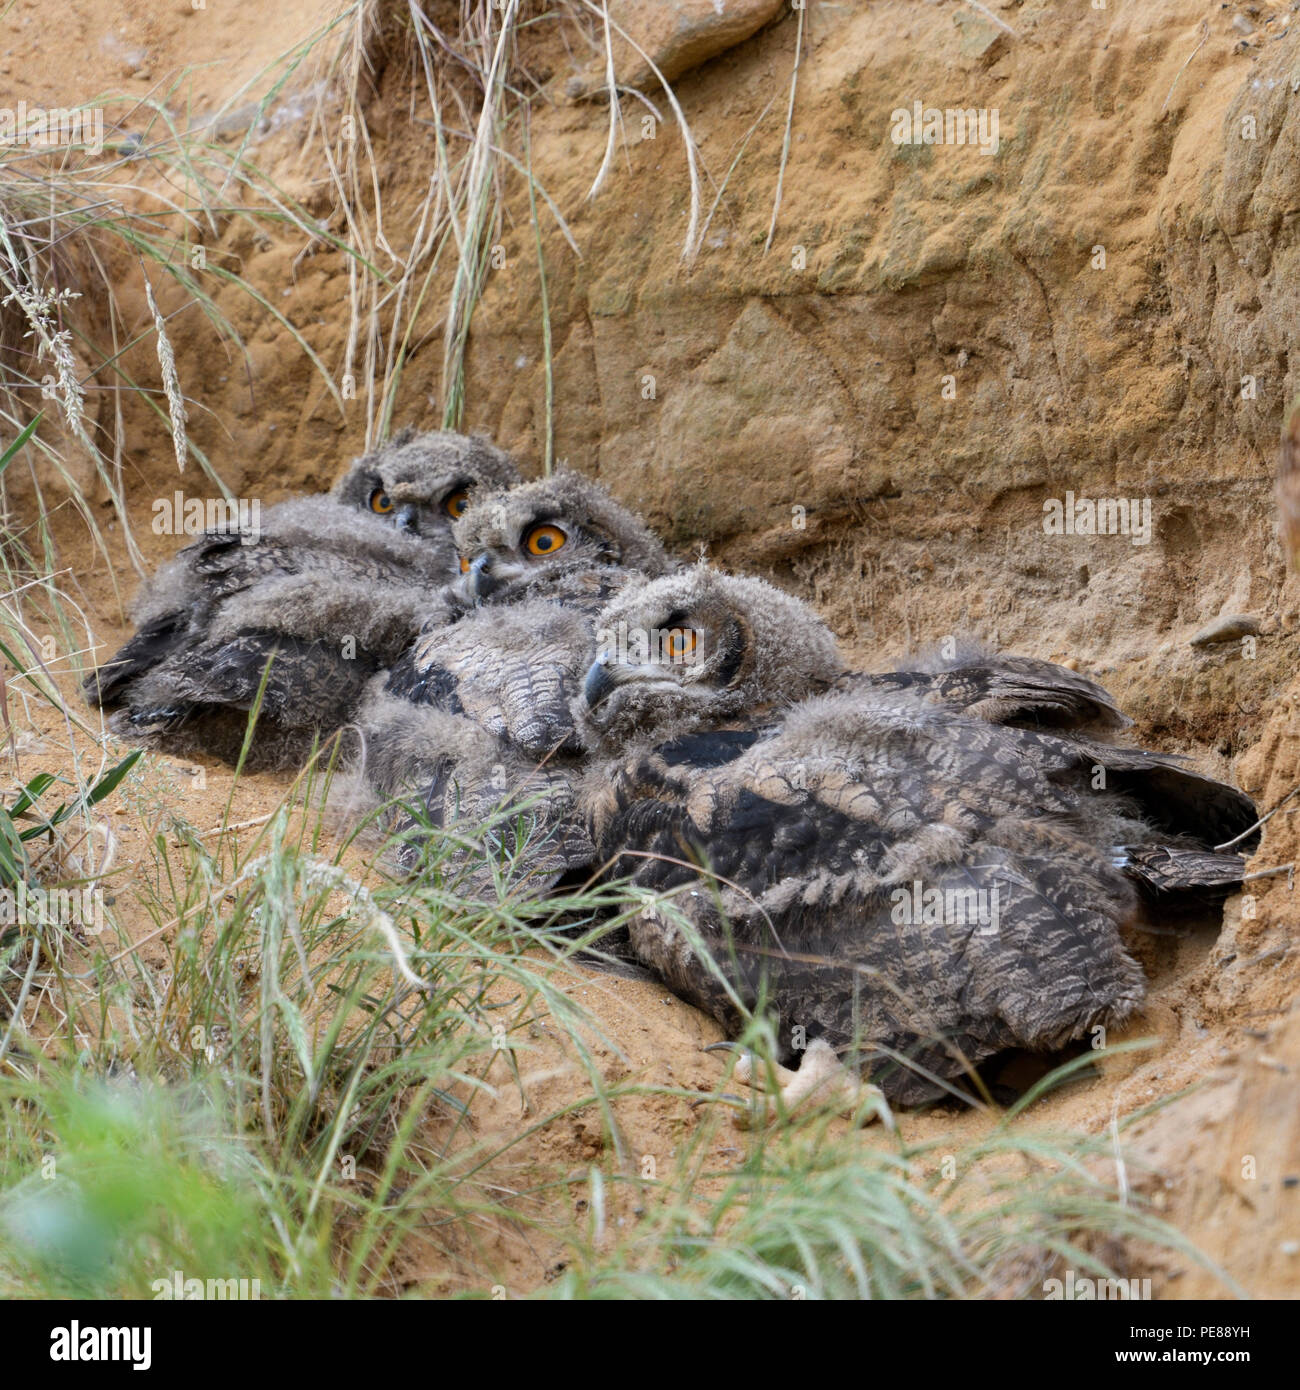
574, 568, 1258, 1114
343, 470, 680, 886
84, 428, 519, 769
443, 466, 676, 614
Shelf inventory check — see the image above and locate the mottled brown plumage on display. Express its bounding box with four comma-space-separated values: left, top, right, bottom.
838, 644, 1130, 734
341, 471, 681, 883
574, 569, 1257, 1106
84, 428, 519, 768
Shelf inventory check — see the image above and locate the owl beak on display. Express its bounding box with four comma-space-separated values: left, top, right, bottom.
394, 503, 419, 533
469, 553, 499, 600
582, 655, 619, 710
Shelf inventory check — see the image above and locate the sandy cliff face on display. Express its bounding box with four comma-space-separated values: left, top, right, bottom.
56, 0, 1300, 712
13, 0, 1300, 1295
450, 1, 1298, 758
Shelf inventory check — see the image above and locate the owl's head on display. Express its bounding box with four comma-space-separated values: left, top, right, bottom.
448, 469, 675, 604
332, 428, 520, 544
577, 567, 844, 747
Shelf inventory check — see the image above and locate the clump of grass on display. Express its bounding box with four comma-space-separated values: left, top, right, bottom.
0, 31, 399, 590
308, 0, 718, 451
544, 1118, 1201, 1300
0, 1069, 286, 1299
309, 1, 588, 446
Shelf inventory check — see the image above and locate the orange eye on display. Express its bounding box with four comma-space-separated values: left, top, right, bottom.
459, 556, 470, 574
369, 488, 394, 514
664, 628, 697, 663
525, 524, 566, 557
444, 489, 470, 519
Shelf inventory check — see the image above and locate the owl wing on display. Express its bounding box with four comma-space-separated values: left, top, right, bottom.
1056, 735, 1257, 885
112, 631, 372, 748
83, 608, 195, 707
86, 497, 453, 707
1118, 843, 1251, 895
840, 659, 1256, 867
840, 654, 1129, 732
588, 695, 1146, 1103
82, 530, 297, 711
385, 598, 594, 757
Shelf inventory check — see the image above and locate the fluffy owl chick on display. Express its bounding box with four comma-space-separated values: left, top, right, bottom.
341, 680, 596, 891
387, 470, 681, 742
443, 467, 677, 614
575, 568, 1257, 1114
343, 470, 680, 884
578, 565, 843, 749
84, 428, 519, 769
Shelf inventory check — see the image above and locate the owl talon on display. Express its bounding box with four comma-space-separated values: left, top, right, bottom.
711, 1038, 894, 1130
127, 704, 191, 731
86, 430, 520, 767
